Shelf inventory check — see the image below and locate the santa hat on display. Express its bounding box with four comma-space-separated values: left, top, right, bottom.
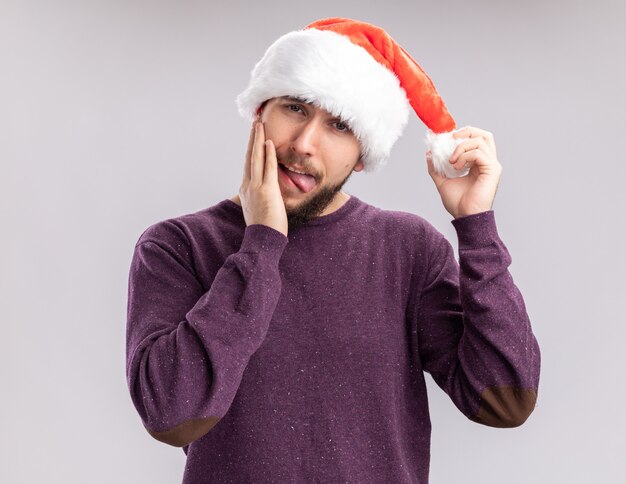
236, 17, 469, 178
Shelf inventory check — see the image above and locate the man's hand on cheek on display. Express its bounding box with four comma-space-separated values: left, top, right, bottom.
238, 118, 288, 237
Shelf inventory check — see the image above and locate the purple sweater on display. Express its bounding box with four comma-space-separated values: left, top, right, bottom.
125, 195, 540, 483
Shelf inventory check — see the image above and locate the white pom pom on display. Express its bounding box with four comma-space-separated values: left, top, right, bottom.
425, 129, 470, 178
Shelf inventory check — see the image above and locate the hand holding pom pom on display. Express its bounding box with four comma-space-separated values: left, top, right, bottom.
425, 126, 502, 219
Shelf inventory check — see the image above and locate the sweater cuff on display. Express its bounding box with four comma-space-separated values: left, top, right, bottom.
450, 210, 499, 249
239, 224, 289, 257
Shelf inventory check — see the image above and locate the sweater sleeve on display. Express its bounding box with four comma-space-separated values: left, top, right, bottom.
125, 222, 288, 446
415, 210, 541, 428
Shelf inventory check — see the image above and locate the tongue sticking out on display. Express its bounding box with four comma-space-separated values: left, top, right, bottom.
284, 167, 317, 193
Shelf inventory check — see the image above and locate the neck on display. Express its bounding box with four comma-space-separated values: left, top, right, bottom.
319, 191, 350, 215
228, 191, 350, 216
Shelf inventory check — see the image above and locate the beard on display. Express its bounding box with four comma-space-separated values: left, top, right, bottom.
283, 166, 355, 230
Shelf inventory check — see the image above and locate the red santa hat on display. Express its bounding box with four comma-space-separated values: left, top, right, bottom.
236, 17, 469, 178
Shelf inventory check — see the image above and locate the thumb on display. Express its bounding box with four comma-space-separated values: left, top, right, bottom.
426, 151, 446, 187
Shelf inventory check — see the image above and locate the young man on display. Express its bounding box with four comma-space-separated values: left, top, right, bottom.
126, 18, 541, 483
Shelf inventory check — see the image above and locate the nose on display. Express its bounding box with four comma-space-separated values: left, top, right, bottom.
290, 118, 321, 157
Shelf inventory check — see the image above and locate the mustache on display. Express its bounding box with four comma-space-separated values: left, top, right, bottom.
277, 151, 317, 178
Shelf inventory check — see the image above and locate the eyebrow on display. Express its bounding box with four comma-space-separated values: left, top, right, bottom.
280, 95, 310, 104
279, 96, 347, 124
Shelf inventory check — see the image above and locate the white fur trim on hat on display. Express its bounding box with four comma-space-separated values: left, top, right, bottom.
236, 28, 411, 173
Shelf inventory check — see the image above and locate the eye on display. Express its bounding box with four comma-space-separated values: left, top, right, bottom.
334, 121, 351, 133
286, 104, 304, 114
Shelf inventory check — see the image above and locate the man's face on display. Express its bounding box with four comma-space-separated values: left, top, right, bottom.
258, 96, 364, 228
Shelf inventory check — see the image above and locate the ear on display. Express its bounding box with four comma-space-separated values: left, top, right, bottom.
256, 99, 270, 119
353, 156, 365, 172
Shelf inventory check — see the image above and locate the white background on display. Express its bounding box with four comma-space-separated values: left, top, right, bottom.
2, 0, 625, 482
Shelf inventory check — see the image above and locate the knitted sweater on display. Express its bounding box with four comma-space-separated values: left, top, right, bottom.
125, 195, 541, 483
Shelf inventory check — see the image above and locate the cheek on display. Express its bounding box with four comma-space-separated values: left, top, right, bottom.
263, 126, 275, 142
335, 141, 360, 163
264, 126, 288, 150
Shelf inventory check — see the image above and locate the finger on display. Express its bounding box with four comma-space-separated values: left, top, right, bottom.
453, 126, 497, 156
450, 148, 488, 172
251, 121, 266, 186
449, 137, 489, 164
243, 122, 256, 183
264, 139, 277, 184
